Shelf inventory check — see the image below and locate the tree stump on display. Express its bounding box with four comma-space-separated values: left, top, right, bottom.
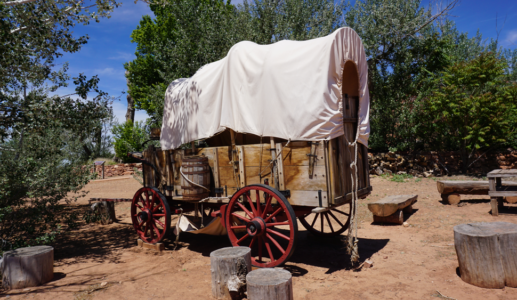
91, 201, 116, 225
246, 268, 293, 300
2, 246, 54, 290
454, 222, 517, 288
210, 247, 251, 300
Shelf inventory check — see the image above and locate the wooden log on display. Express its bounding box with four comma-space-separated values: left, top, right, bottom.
372, 209, 403, 225
447, 194, 461, 205
437, 180, 517, 195
454, 222, 517, 288
367, 194, 417, 217
137, 239, 164, 252
506, 196, 517, 204
2, 246, 54, 290
210, 247, 251, 300
402, 205, 413, 214
246, 268, 293, 300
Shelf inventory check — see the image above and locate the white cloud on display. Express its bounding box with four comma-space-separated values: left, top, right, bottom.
110, 1, 154, 23
112, 100, 149, 124
504, 30, 517, 46
109, 51, 135, 61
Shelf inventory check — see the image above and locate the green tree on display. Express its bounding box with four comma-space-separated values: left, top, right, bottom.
426, 52, 517, 172
125, 0, 346, 125
112, 120, 149, 163
0, 0, 121, 250
344, 0, 458, 151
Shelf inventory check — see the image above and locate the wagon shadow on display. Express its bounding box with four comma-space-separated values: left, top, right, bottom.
171, 230, 389, 275
288, 231, 389, 274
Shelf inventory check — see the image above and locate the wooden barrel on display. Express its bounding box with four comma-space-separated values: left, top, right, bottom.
181, 156, 211, 201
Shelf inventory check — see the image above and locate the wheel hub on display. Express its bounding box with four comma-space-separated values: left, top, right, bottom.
138, 209, 152, 222
247, 217, 266, 237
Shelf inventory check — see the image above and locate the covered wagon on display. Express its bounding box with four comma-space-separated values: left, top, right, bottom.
129, 27, 371, 268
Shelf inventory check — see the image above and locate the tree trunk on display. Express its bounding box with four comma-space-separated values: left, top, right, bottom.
2, 246, 54, 290
246, 268, 293, 300
454, 222, 517, 288
125, 71, 135, 123
210, 247, 251, 300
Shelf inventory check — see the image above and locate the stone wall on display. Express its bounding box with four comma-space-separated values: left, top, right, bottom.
369, 149, 517, 177
92, 163, 142, 178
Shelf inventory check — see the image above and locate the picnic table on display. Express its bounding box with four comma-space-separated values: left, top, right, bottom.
488, 169, 517, 216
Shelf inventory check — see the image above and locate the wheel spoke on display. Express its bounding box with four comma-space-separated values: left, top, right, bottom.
152, 221, 161, 238
145, 192, 150, 208
135, 203, 144, 211
236, 202, 254, 219
236, 233, 250, 245
320, 213, 324, 232
245, 193, 258, 216
153, 214, 165, 217
264, 239, 275, 262
249, 236, 257, 249
261, 195, 272, 219
139, 196, 146, 207
324, 213, 334, 233
266, 233, 285, 254
152, 203, 163, 213
327, 210, 344, 227
267, 228, 290, 241
230, 225, 246, 229
331, 208, 349, 216
154, 218, 165, 228
135, 220, 144, 230
256, 190, 261, 216
266, 222, 290, 227
310, 213, 319, 228
231, 212, 251, 223
264, 207, 283, 223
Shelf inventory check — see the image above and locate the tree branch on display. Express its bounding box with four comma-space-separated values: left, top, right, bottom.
3, 0, 38, 6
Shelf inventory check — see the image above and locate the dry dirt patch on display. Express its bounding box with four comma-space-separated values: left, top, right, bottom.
4, 176, 517, 299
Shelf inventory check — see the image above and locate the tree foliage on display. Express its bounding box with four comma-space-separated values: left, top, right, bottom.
113, 120, 149, 163
425, 52, 517, 171
0, 0, 119, 250
125, 0, 346, 124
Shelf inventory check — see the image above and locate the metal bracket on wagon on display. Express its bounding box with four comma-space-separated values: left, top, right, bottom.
279, 190, 291, 198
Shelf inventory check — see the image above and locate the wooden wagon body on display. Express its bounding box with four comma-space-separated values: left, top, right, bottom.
129, 28, 372, 267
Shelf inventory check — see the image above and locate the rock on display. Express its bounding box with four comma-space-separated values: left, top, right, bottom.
101, 282, 108, 287
384, 169, 393, 175
397, 171, 407, 175
403, 222, 409, 227
375, 167, 383, 176
363, 259, 373, 268
423, 171, 433, 178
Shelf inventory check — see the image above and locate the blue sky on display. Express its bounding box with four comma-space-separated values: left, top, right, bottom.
54, 0, 517, 124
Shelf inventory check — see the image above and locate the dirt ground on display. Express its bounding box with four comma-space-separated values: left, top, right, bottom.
4, 175, 517, 300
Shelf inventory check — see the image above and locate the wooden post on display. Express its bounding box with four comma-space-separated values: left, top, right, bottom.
491, 197, 499, 216
102, 162, 105, 179
269, 137, 278, 190
210, 247, 251, 300
246, 268, 293, 300
2, 246, 54, 290
454, 222, 517, 288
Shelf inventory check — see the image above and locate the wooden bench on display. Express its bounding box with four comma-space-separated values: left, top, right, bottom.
367, 195, 418, 225
437, 180, 517, 205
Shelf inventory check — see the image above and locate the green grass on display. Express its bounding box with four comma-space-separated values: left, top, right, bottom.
381, 173, 413, 182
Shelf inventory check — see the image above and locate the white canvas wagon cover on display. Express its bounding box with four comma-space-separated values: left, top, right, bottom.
160, 27, 370, 150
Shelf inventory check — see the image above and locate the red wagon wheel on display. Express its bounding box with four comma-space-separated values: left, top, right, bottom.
225, 184, 298, 268
298, 203, 351, 237
131, 187, 171, 244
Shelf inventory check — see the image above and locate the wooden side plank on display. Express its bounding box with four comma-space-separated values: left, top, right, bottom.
368, 195, 418, 217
